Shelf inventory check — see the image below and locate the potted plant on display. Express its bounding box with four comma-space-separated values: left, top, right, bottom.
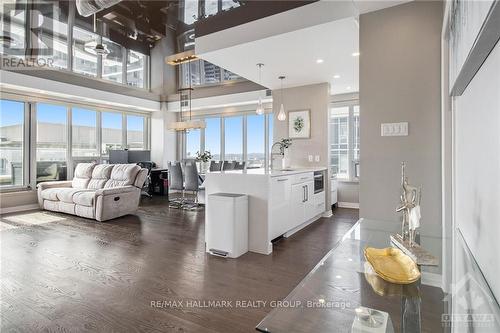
195, 151, 212, 173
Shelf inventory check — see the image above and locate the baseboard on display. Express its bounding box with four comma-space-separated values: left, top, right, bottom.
0, 204, 39, 215
337, 202, 360, 209
421, 272, 443, 289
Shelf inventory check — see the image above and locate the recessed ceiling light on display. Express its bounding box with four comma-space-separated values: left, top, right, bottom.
346, 86, 351, 90
333, 74, 341, 79
352, 52, 360, 57
316, 59, 324, 64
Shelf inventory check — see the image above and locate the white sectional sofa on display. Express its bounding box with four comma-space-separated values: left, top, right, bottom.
37, 163, 147, 221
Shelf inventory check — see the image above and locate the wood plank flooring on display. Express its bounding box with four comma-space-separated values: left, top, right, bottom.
0, 198, 358, 332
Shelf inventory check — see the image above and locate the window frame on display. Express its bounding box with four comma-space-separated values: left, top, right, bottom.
329, 101, 360, 182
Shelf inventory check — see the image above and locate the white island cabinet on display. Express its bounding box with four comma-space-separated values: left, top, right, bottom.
204, 168, 327, 255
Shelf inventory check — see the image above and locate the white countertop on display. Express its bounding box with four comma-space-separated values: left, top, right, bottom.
206, 167, 327, 178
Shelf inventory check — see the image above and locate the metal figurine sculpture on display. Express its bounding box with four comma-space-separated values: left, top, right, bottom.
396, 162, 422, 245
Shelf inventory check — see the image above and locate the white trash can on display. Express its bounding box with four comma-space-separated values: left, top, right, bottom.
206, 193, 248, 258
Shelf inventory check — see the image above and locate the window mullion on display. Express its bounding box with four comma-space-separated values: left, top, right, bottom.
220, 117, 225, 161
67, 1, 75, 70
122, 113, 127, 149
122, 47, 127, 85
26, 102, 35, 188
348, 106, 354, 181
97, 111, 102, 161
242, 115, 247, 167
67, 107, 73, 179
264, 113, 269, 170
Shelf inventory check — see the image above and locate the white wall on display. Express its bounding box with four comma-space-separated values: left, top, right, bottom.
453, 41, 500, 301
272, 83, 331, 208
359, 1, 443, 237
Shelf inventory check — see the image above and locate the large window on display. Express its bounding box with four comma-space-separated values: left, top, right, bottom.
127, 115, 145, 150
330, 104, 360, 180
204, 117, 221, 160
183, 113, 273, 168
72, 108, 98, 157
0, 98, 150, 191
36, 103, 68, 183
102, 38, 123, 83
0, 100, 25, 187
247, 114, 265, 168
101, 112, 123, 154
224, 116, 243, 161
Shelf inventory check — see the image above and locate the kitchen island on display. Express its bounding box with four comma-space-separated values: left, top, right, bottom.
204, 168, 327, 255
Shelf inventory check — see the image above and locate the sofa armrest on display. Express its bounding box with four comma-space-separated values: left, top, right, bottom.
95, 186, 137, 197
37, 180, 73, 190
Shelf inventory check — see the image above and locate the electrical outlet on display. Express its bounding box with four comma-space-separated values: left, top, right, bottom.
308, 155, 313, 162
315, 155, 320, 162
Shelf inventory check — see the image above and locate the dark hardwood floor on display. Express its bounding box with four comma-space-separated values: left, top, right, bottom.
0, 198, 358, 332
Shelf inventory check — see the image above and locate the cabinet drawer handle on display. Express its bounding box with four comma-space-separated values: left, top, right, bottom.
300, 177, 309, 180
277, 178, 288, 182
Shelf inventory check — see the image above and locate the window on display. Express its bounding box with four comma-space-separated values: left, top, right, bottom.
127, 115, 145, 150
72, 108, 97, 157
0, 98, 151, 191
205, 0, 219, 16
247, 114, 265, 169
102, 38, 123, 83
224, 116, 243, 161
101, 112, 122, 154
183, 0, 199, 25
184, 113, 272, 166
0, 4, 26, 57
0, 100, 25, 187
329, 104, 360, 180
72, 27, 98, 77
127, 50, 146, 88
186, 129, 201, 159
36, 103, 68, 183
202, 61, 221, 84
204, 117, 220, 160
32, 1, 69, 69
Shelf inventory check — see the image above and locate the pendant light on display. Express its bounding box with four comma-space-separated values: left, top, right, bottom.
277, 76, 287, 121
168, 58, 206, 131
84, 14, 109, 56
255, 63, 265, 115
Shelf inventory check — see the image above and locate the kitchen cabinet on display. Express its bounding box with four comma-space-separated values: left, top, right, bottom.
269, 176, 291, 239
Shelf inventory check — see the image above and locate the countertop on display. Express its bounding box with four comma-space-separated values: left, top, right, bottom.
206, 167, 327, 178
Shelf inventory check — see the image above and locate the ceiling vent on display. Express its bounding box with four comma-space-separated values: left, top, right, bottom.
76, 0, 123, 17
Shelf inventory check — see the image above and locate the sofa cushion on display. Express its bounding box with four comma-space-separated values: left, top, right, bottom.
73, 191, 96, 207
104, 164, 141, 188
56, 188, 92, 203
41, 188, 62, 201
88, 164, 114, 189
72, 163, 95, 189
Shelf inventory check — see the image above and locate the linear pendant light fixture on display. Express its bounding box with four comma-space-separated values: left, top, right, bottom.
277, 76, 286, 121
167, 56, 206, 131
255, 63, 265, 115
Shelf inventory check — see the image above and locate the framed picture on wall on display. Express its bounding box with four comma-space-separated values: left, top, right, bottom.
288, 110, 311, 139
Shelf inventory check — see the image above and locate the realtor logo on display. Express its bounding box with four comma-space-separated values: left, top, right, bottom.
1, 1, 55, 68
442, 273, 498, 329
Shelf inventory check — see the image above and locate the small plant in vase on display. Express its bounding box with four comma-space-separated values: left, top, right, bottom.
195, 151, 212, 173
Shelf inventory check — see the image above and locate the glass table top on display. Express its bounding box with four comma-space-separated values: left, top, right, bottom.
256, 218, 445, 333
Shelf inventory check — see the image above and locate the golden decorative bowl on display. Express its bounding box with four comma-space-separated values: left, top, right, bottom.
364, 247, 421, 284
